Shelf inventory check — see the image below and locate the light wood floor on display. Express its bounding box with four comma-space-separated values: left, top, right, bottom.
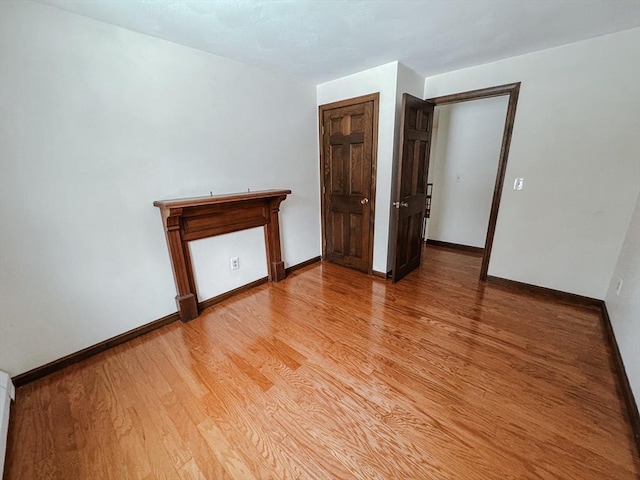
5, 245, 639, 479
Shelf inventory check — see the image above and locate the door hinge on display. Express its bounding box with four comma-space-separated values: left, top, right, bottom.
321, 125, 325, 135
322, 186, 326, 195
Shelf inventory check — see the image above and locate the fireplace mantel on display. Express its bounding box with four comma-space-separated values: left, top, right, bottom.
154, 189, 291, 322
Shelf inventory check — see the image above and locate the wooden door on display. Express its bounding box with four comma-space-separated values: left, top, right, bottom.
391, 94, 434, 282
320, 94, 378, 273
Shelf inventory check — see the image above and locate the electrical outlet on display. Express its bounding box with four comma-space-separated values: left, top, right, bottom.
616, 277, 623, 296
230, 257, 239, 270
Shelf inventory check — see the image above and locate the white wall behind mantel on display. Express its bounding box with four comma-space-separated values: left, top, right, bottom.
0, 1, 319, 376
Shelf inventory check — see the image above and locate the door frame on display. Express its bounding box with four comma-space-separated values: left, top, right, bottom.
318, 92, 380, 275
426, 82, 520, 281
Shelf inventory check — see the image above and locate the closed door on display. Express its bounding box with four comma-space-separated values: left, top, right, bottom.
391, 93, 434, 282
320, 94, 378, 273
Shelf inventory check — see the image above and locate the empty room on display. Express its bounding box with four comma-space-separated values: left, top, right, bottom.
0, 0, 639, 478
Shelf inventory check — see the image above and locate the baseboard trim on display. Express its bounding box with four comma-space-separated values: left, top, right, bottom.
600, 303, 640, 456
426, 239, 484, 255
486, 274, 639, 455
12, 311, 179, 387
12, 257, 322, 387
285, 256, 321, 275
198, 277, 269, 311
485, 275, 602, 308
198, 256, 322, 312
372, 270, 390, 279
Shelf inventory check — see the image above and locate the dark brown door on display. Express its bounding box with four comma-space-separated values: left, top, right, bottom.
391, 94, 434, 282
320, 94, 378, 273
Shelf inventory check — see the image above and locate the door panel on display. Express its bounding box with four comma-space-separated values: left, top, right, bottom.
321, 97, 377, 273
391, 94, 434, 282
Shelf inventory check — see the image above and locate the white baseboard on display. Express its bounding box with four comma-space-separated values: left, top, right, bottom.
0, 371, 15, 478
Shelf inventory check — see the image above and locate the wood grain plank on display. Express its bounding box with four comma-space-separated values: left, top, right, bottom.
4, 245, 639, 479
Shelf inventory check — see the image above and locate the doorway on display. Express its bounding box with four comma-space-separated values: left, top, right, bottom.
318, 93, 379, 274
390, 83, 520, 281
425, 95, 510, 257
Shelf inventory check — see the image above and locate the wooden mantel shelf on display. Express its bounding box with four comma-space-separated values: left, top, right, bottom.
154, 189, 291, 322
153, 189, 291, 209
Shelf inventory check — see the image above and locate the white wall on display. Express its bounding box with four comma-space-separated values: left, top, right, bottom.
190, 228, 268, 300
0, 1, 319, 376
605, 193, 640, 404
427, 97, 509, 247
425, 28, 640, 299
316, 62, 399, 274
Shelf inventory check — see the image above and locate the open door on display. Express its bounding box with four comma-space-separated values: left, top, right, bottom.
391, 94, 434, 282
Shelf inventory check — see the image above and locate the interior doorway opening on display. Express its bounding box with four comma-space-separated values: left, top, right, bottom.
424, 95, 511, 265
393, 82, 520, 281
428, 83, 520, 280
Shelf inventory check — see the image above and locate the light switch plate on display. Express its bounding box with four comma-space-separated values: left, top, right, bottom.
513, 178, 524, 191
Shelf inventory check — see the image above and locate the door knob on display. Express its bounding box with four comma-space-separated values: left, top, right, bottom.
360, 197, 369, 205
401, 202, 408, 207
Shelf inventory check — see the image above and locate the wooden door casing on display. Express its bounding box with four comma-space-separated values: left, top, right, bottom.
320, 94, 378, 274
391, 94, 434, 282
426, 83, 520, 281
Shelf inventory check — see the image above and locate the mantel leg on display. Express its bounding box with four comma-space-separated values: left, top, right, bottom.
265, 198, 286, 282
165, 223, 199, 322
175, 293, 198, 322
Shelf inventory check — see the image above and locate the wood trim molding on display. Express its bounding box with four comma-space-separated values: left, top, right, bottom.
600, 304, 640, 456
198, 256, 322, 313
426, 83, 521, 105
318, 92, 380, 112
12, 312, 179, 387
154, 189, 291, 322
487, 274, 639, 454
426, 239, 484, 255
198, 277, 269, 311
372, 270, 390, 279
426, 83, 521, 282
486, 275, 601, 308
480, 84, 520, 281
11, 256, 322, 387
368, 97, 379, 276
285, 256, 321, 275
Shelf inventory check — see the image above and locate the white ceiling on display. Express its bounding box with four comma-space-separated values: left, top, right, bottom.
37, 0, 640, 84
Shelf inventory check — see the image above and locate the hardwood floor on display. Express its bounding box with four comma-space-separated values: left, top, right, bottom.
5, 245, 639, 479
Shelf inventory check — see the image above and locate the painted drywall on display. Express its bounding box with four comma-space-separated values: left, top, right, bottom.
316, 62, 399, 274
605, 193, 640, 403
424, 28, 640, 299
427, 97, 509, 247
0, 1, 319, 376
190, 228, 267, 300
